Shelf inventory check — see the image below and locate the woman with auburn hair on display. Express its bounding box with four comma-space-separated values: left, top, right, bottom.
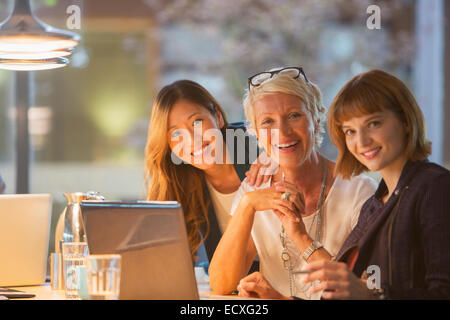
145, 80, 261, 267
237, 69, 450, 299
209, 67, 377, 299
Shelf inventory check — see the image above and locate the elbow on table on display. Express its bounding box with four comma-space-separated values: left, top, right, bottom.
208, 266, 238, 295
209, 278, 237, 295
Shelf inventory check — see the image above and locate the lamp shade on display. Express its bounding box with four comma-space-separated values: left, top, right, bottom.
0, 48, 73, 59
0, 0, 81, 70
0, 57, 68, 71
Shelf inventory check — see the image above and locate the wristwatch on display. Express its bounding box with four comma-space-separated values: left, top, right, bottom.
302, 241, 323, 261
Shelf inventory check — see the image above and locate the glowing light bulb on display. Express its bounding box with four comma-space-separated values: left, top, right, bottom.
0, 57, 68, 71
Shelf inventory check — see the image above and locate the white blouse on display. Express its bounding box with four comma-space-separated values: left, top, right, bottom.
230, 174, 377, 299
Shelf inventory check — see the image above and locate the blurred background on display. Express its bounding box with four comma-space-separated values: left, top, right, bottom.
0, 0, 449, 255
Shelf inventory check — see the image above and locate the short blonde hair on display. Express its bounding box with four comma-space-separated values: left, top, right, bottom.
327, 69, 432, 179
243, 68, 326, 148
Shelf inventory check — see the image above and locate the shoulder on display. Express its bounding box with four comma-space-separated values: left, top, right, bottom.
230, 180, 255, 208
238, 179, 271, 193
327, 174, 377, 226
413, 161, 450, 183
405, 161, 450, 199
233, 178, 271, 200
412, 162, 450, 201
230, 179, 270, 215
332, 173, 378, 196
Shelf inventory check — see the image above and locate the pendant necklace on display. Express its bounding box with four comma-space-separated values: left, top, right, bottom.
280, 156, 328, 298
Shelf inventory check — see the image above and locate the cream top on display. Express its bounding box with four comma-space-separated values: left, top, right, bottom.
206, 181, 237, 233
230, 174, 377, 299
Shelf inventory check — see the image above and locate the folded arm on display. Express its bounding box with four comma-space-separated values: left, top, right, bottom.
208, 194, 257, 295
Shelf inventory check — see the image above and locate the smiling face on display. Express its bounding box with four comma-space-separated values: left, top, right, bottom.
253, 92, 317, 168
341, 109, 409, 174
167, 99, 224, 170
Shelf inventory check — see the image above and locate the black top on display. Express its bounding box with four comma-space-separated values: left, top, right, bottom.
200, 121, 260, 264
336, 160, 450, 299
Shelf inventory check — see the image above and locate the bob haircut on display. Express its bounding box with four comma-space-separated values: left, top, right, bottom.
327, 69, 432, 179
242, 68, 326, 148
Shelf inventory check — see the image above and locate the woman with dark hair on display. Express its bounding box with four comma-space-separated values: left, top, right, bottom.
237, 69, 450, 299
145, 80, 261, 267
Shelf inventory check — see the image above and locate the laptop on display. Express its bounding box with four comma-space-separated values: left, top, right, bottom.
0, 194, 52, 287
80, 200, 199, 300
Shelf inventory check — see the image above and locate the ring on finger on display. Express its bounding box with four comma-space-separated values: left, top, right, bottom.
281, 192, 291, 201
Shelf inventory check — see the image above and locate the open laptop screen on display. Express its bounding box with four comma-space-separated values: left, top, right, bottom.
0, 194, 52, 287
81, 201, 199, 300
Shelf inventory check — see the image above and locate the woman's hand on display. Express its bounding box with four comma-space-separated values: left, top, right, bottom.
237, 272, 291, 300
302, 260, 373, 300
243, 188, 300, 223
245, 151, 279, 187
272, 181, 308, 238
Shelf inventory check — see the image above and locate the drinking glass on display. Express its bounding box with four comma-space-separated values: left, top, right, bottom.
62, 242, 89, 299
85, 254, 121, 300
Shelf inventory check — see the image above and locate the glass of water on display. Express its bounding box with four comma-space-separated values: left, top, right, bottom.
62, 242, 89, 299
85, 254, 121, 300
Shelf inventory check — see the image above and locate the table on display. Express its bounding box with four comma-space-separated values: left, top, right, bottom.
8, 283, 258, 300
9, 283, 66, 300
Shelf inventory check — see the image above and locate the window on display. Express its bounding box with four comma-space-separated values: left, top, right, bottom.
0, 0, 447, 270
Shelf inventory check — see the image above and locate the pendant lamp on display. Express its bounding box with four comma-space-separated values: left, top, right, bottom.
0, 0, 81, 71
0, 56, 69, 70
0, 1, 82, 193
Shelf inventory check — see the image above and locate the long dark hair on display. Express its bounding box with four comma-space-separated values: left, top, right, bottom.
144, 80, 229, 260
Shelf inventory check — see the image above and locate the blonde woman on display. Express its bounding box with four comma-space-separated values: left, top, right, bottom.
209, 67, 377, 299
145, 80, 261, 267
237, 70, 450, 300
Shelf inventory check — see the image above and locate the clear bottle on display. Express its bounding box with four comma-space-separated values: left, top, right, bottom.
55, 191, 105, 253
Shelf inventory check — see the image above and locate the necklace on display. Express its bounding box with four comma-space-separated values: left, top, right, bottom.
280, 156, 328, 298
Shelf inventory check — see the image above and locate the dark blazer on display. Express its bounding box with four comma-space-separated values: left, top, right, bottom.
336, 160, 450, 299
200, 122, 259, 265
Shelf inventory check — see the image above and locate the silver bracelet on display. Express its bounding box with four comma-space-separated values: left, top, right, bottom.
302, 241, 323, 261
